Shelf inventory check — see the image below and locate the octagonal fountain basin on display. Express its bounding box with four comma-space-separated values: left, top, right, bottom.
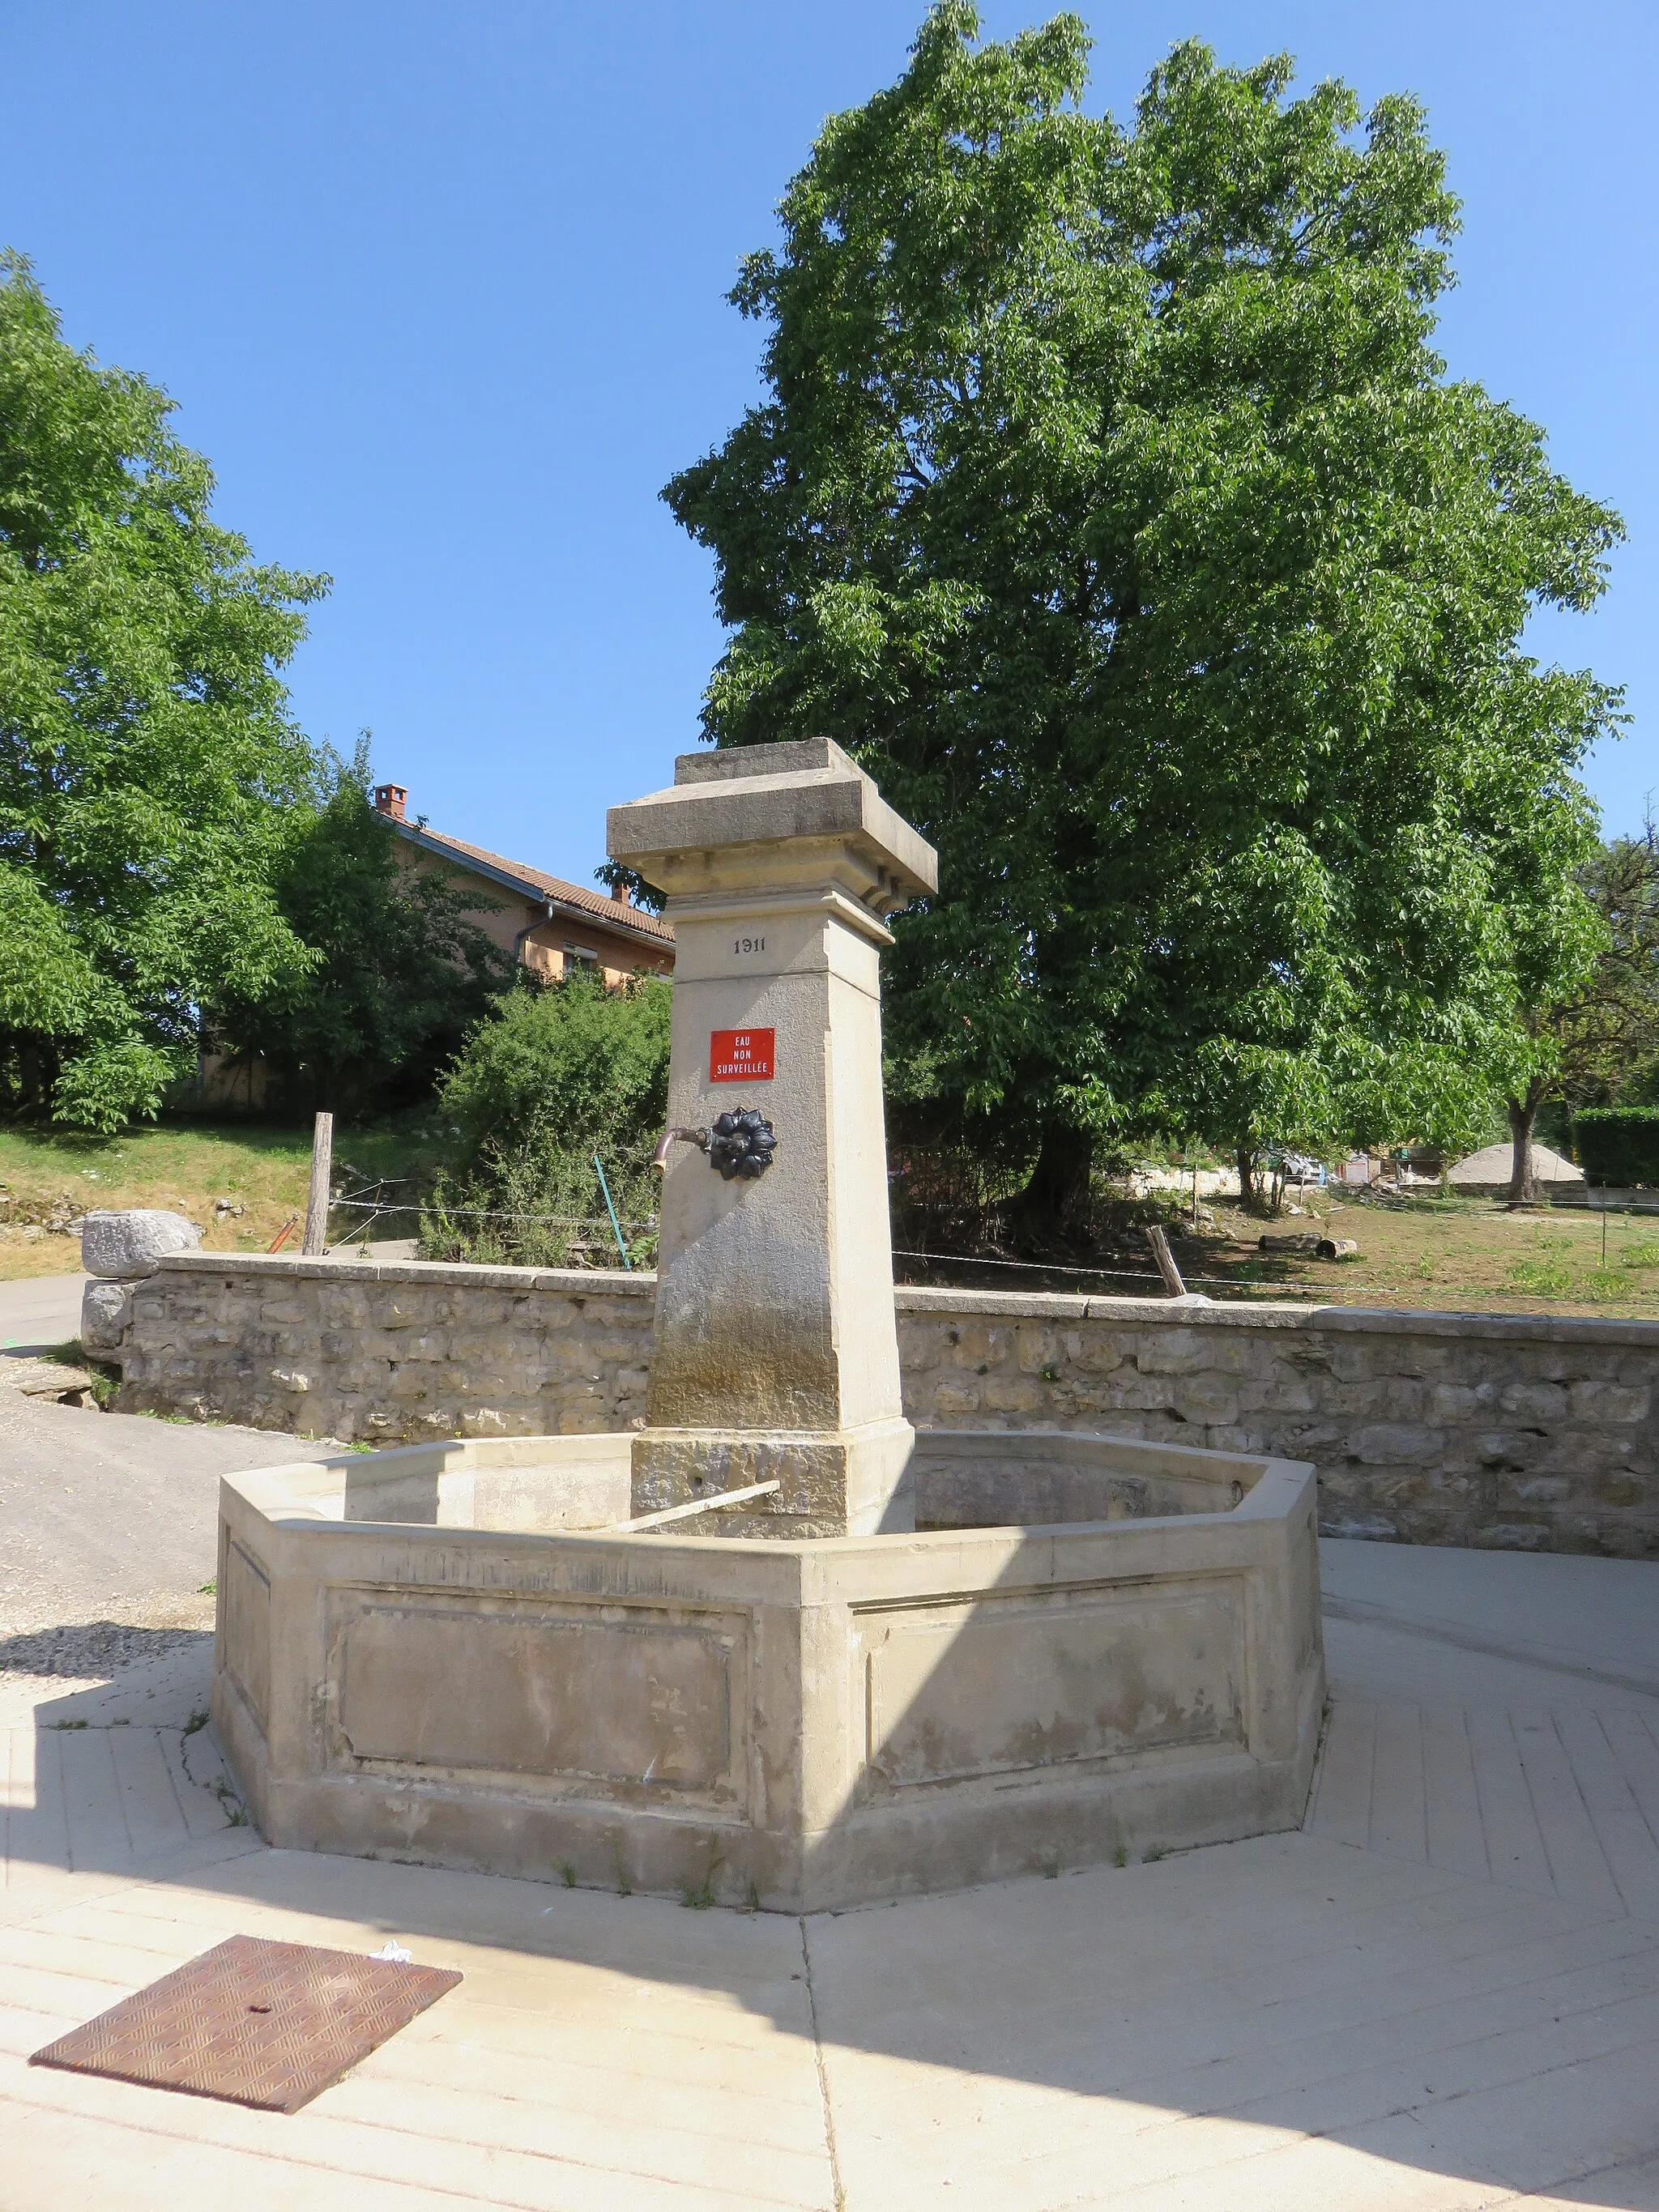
213, 1429, 1324, 1912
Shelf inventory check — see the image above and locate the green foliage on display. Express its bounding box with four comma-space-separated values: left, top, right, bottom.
1549, 829, 1659, 1108
214, 740, 515, 1113
665, 7, 1623, 1225
1493, 824, 1659, 1194
420, 1138, 659, 1270
420, 974, 671, 1268
0, 253, 326, 1130
439, 973, 672, 1164
1572, 1108, 1659, 1188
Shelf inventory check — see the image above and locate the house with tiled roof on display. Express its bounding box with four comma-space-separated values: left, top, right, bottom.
372, 783, 674, 985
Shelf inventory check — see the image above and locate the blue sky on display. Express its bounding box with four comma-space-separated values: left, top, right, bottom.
3, 2, 1653, 885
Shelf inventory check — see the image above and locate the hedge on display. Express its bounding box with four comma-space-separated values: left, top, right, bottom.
1572, 1107, 1659, 1187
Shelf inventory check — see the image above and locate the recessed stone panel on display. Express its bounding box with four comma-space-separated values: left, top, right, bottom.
222, 1539, 271, 1733
330, 1593, 744, 1801
857, 1576, 1245, 1792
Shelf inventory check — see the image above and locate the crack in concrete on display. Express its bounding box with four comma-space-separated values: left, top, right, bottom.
800, 1915, 847, 2210
1323, 1596, 1659, 1699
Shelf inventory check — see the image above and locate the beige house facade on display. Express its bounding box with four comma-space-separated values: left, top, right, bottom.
187, 786, 675, 1110
372, 783, 675, 985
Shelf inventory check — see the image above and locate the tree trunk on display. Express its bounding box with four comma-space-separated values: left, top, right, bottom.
1013, 1121, 1094, 1247
1237, 1147, 1257, 1210
18, 1040, 44, 1115
1507, 1080, 1546, 1202
17, 1038, 55, 1117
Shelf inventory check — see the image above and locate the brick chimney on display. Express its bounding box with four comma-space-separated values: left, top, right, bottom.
373, 783, 407, 822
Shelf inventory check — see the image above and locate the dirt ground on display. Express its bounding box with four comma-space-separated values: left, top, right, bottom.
1172, 1191, 1659, 1319
895, 1187, 1659, 1319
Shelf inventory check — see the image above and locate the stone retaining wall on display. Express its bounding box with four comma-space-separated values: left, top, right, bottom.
101, 1254, 1659, 1556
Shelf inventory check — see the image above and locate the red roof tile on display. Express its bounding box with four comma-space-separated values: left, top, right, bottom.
391, 821, 675, 946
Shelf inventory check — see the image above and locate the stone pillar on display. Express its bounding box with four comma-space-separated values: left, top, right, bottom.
607, 739, 937, 1536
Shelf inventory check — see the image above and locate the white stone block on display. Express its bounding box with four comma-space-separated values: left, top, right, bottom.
80, 1207, 201, 1277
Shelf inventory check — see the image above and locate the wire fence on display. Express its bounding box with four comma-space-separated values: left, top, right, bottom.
331, 1200, 656, 1227
328, 1154, 663, 1271
316, 1183, 1659, 1311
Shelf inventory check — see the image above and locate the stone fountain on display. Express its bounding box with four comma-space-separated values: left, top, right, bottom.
212, 741, 1324, 1909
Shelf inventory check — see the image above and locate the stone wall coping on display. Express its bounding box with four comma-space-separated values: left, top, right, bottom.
897, 1285, 1659, 1345
151, 1251, 656, 1298
145, 1250, 1659, 1346
897, 1286, 1659, 1347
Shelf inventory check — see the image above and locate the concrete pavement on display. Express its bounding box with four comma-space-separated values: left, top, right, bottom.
1, 1538, 1656, 2208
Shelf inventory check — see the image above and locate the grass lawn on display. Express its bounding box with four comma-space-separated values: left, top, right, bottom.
6, 1118, 1657, 1321
893, 1187, 1659, 1319
0, 1117, 450, 1280
1173, 1191, 1659, 1319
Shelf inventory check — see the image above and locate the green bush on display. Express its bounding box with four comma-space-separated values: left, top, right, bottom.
1572, 1107, 1659, 1187
439, 974, 671, 1161
420, 974, 671, 1268
214, 744, 514, 1114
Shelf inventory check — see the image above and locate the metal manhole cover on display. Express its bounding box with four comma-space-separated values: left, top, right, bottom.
30, 1933, 462, 2112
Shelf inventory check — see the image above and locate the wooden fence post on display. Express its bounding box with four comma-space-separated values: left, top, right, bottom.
1143, 1222, 1187, 1298
301, 1112, 334, 1256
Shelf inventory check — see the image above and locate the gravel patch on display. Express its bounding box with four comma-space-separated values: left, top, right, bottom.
0, 1618, 213, 1686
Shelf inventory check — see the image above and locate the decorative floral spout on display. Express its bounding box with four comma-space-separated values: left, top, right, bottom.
709, 1109, 776, 1179
651, 1112, 778, 1180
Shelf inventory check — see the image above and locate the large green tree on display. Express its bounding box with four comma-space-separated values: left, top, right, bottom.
665, 6, 1623, 1234
213, 741, 516, 1115
0, 253, 326, 1131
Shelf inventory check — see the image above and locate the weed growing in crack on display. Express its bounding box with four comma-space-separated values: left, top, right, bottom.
682, 1855, 723, 1910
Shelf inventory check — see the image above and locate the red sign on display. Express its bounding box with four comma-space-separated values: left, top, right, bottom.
710, 1027, 775, 1082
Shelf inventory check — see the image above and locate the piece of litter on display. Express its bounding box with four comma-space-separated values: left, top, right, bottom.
369, 1941, 412, 1963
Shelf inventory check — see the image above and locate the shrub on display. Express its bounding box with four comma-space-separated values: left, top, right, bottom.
1572, 1107, 1659, 1187
420, 1140, 659, 1270
439, 974, 671, 1163
214, 744, 514, 1114
419, 974, 671, 1268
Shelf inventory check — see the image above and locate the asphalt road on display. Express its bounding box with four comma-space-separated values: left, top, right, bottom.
0, 1274, 338, 1649
0, 1271, 86, 1353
